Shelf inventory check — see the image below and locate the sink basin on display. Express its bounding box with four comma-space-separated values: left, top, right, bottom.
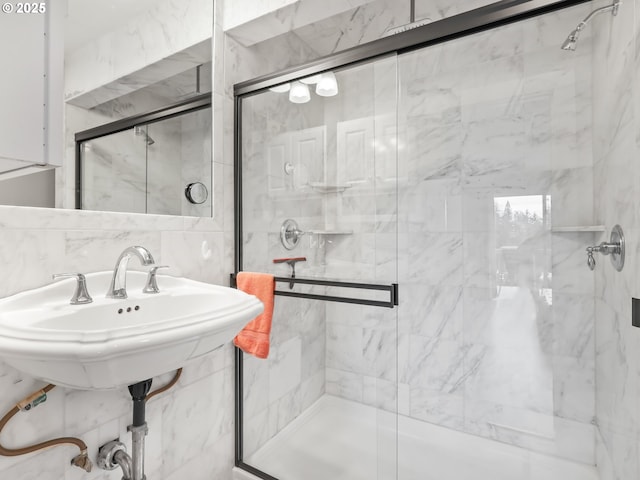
0, 272, 263, 390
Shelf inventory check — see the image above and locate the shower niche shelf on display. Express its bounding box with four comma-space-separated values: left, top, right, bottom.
307, 230, 353, 235
551, 225, 605, 233
307, 182, 352, 194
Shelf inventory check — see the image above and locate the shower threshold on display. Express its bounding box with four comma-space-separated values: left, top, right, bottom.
237, 395, 598, 480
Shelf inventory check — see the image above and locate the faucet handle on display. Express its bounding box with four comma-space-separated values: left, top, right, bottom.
143, 266, 169, 294
52, 273, 93, 305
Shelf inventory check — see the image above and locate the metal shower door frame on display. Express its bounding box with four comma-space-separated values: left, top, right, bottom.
233, 1, 588, 478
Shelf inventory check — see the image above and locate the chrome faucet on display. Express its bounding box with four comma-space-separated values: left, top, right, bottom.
106, 246, 156, 299
52, 273, 93, 305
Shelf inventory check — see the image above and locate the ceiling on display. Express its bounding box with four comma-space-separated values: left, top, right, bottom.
65, 0, 159, 53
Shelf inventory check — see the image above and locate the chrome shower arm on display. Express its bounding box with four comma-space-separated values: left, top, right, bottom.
562, 0, 621, 50
579, 0, 620, 28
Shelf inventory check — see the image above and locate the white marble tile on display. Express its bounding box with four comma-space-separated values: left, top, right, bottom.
243, 408, 271, 459
552, 293, 595, 360
300, 370, 325, 411
326, 324, 363, 374
553, 355, 595, 424
1, 449, 67, 480
402, 335, 466, 392
0, 229, 65, 297
362, 326, 397, 382
268, 385, 302, 435
399, 232, 463, 286
160, 231, 226, 285
64, 388, 131, 434
409, 387, 464, 431
268, 337, 302, 403
398, 179, 462, 233
326, 368, 363, 402
363, 376, 397, 412
551, 233, 596, 295
399, 284, 462, 341
164, 431, 234, 480
161, 369, 234, 474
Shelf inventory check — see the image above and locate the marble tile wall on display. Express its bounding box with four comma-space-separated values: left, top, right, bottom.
591, 0, 640, 479
0, 207, 234, 480
65, 0, 212, 107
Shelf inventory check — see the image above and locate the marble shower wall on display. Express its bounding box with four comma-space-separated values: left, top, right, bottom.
0, 207, 234, 480
591, 0, 640, 479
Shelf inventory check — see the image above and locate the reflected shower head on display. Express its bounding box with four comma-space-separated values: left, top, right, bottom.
134, 126, 155, 146
561, 0, 621, 51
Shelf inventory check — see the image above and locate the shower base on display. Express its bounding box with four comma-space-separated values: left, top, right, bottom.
235, 395, 598, 480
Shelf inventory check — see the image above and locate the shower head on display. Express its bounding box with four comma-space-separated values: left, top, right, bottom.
561, 29, 579, 51
382, 0, 431, 37
561, 0, 621, 51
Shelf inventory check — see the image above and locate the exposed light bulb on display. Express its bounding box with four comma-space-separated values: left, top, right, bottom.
316, 72, 338, 97
289, 81, 311, 104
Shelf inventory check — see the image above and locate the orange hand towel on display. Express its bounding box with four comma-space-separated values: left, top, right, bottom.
233, 272, 275, 359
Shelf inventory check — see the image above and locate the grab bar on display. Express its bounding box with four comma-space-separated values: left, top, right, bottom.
230, 274, 398, 309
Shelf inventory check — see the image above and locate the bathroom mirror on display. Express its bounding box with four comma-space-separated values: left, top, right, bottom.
0, 0, 213, 216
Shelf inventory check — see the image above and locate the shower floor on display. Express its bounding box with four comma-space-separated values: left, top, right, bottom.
239, 395, 598, 480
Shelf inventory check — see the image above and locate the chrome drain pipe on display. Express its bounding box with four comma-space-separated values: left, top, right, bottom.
97, 440, 133, 480
128, 423, 148, 480
97, 379, 153, 480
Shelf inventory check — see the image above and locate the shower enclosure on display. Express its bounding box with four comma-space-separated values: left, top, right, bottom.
235, 1, 598, 479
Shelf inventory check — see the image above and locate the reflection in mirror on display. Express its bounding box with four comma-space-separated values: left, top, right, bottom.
77, 96, 212, 217
0, 0, 214, 214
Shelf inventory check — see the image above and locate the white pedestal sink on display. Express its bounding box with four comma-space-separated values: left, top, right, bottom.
0, 272, 263, 389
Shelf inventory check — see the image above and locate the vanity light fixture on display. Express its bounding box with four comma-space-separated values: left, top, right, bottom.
300, 74, 322, 85
289, 81, 311, 103
316, 72, 339, 97
269, 72, 339, 103
269, 83, 291, 93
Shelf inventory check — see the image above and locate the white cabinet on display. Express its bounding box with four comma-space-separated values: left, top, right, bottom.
0, 0, 63, 172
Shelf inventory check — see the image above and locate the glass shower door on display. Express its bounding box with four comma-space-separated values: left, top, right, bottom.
394, 4, 595, 479
238, 54, 399, 480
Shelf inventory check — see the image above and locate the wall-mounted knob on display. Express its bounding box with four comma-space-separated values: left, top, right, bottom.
280, 219, 306, 250
586, 224, 625, 272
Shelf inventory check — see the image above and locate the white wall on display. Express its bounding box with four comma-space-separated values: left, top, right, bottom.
0, 170, 55, 208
